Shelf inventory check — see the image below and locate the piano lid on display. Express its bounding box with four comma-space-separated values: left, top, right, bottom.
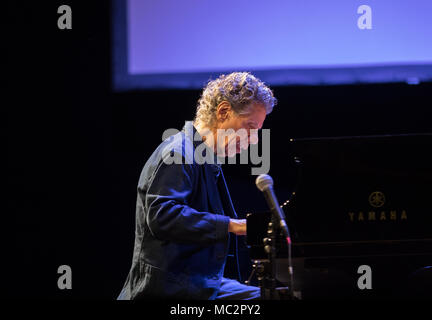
284, 133, 432, 243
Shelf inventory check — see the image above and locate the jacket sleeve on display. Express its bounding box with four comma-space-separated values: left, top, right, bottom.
143, 155, 230, 245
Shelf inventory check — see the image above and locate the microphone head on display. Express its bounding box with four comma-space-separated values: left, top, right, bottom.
255, 174, 274, 192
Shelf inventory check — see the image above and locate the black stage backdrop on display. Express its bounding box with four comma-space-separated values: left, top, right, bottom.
8, 1, 432, 299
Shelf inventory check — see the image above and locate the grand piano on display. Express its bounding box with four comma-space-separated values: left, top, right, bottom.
246, 133, 432, 299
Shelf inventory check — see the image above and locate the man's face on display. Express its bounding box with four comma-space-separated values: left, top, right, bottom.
216, 103, 267, 157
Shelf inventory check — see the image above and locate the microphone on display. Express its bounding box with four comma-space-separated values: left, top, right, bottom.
256, 174, 295, 298
255, 174, 291, 244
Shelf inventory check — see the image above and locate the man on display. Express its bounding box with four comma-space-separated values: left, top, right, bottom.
117, 72, 277, 300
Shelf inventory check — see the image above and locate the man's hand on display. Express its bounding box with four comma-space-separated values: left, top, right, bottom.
228, 219, 247, 236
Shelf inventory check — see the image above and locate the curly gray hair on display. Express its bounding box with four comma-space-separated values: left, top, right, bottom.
194, 72, 277, 127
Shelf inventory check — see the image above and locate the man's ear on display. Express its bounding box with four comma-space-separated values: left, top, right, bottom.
216, 101, 232, 122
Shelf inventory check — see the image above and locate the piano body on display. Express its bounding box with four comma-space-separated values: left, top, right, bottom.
246, 134, 432, 299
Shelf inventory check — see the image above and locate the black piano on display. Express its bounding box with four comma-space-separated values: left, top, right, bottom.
246, 133, 432, 299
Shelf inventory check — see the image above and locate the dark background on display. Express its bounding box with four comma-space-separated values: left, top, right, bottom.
8, 1, 432, 299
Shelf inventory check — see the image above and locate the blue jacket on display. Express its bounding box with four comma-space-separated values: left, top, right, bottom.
117, 124, 239, 300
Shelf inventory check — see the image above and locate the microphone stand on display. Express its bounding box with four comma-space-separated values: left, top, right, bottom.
263, 194, 295, 299
250, 174, 298, 300
246, 221, 277, 300
247, 215, 293, 300
264, 219, 277, 299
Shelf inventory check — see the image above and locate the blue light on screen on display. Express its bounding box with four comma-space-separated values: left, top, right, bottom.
112, 0, 432, 90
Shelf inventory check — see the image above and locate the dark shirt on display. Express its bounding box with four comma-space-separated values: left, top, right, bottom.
117, 124, 240, 300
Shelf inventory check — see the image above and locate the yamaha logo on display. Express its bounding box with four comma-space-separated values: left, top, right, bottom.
368, 191, 385, 208
348, 191, 407, 222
